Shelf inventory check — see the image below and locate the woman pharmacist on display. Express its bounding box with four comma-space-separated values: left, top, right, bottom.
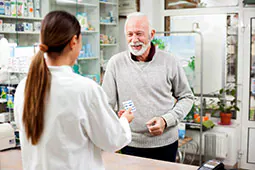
14, 11, 134, 170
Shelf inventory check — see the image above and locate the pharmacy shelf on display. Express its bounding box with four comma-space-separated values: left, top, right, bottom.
81, 30, 99, 34
0, 31, 40, 34
0, 31, 16, 34
0, 15, 43, 20
18, 31, 40, 34
56, 0, 97, 7
0, 99, 7, 103
99, 1, 117, 5
8, 71, 28, 74
100, 44, 117, 47
100, 22, 117, 26
78, 57, 99, 60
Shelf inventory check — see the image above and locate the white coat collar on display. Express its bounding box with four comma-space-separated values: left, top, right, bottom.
48, 65, 73, 73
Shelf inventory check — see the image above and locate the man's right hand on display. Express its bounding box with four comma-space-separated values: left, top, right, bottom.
120, 108, 134, 123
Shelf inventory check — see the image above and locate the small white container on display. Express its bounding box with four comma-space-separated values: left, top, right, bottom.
27, 2, 33, 17
4, 1, 11, 16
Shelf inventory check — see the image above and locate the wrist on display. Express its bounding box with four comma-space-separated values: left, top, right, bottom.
161, 117, 167, 128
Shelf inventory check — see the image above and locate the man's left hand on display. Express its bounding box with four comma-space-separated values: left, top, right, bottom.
146, 117, 166, 136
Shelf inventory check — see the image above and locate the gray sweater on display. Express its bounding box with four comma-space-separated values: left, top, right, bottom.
102, 48, 194, 148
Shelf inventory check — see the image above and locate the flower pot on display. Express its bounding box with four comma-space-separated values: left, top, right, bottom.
220, 112, 232, 125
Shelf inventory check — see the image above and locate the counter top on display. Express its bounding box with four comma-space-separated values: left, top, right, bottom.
1, 149, 198, 170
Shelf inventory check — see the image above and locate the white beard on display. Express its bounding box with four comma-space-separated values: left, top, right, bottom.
128, 41, 150, 56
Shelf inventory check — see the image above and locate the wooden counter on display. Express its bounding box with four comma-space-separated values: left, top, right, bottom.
102, 152, 198, 170
0, 149, 198, 170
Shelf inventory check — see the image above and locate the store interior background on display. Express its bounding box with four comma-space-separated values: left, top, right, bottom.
120, 1, 255, 168
0, 0, 255, 169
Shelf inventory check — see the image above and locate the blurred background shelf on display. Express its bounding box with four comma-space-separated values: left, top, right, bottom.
0, 15, 43, 20
55, 0, 97, 7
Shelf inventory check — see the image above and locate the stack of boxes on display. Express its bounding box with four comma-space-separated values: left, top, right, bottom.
0, 0, 41, 33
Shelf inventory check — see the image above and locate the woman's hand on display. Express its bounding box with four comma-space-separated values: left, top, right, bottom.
120, 108, 134, 123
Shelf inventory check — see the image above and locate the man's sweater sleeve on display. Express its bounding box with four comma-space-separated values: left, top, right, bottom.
162, 58, 194, 128
102, 58, 118, 110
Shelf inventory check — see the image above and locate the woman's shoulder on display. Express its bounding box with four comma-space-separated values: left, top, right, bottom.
72, 73, 98, 86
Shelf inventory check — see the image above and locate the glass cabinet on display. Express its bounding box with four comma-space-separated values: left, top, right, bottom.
50, 0, 101, 83
250, 18, 255, 121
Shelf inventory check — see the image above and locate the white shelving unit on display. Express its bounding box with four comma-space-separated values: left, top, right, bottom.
0, 0, 44, 46
78, 57, 99, 60
56, 0, 98, 7
0, 0, 45, 124
0, 31, 40, 34
99, 0, 119, 80
100, 22, 117, 25
50, 0, 101, 83
99, 1, 117, 5
0, 15, 43, 20
82, 30, 99, 34
100, 43, 117, 46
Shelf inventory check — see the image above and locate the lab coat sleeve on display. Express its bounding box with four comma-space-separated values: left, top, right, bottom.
14, 88, 20, 129
14, 79, 26, 129
80, 84, 131, 152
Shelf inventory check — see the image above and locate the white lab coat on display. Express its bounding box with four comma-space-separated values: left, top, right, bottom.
14, 66, 131, 170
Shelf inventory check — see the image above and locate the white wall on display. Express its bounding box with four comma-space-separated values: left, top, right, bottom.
169, 15, 226, 94
119, 18, 127, 52
118, 0, 165, 52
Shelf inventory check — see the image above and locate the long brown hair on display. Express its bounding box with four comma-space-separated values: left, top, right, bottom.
23, 11, 81, 145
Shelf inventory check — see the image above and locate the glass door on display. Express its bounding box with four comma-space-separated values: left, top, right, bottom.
250, 18, 255, 121
240, 10, 255, 170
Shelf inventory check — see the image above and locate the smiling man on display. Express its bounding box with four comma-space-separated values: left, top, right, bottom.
102, 12, 194, 162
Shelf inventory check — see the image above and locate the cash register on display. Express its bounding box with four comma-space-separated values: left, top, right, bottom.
0, 123, 16, 150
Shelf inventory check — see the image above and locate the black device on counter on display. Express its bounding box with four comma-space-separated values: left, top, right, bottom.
198, 160, 225, 170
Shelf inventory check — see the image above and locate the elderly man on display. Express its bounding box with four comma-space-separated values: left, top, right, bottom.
102, 12, 194, 162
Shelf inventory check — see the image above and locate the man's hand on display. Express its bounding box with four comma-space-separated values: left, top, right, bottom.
146, 117, 166, 136
120, 108, 134, 123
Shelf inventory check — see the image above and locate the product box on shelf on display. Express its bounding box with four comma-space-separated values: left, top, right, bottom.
34, 0, 40, 17
0, 0, 4, 15
33, 21, 41, 32
27, 1, 34, 17
4, 1, 11, 16
3, 23, 15, 32
15, 23, 24, 31
23, 22, 33, 32
79, 44, 94, 58
77, 12, 89, 31
0, 19, 3, 31
11, 0, 16, 16
17, 1, 23, 16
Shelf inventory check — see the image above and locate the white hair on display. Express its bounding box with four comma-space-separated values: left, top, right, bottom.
124, 12, 154, 35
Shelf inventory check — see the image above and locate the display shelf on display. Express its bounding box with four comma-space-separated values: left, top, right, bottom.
7, 71, 28, 74
81, 30, 99, 34
78, 57, 99, 60
0, 31, 40, 34
0, 15, 43, 21
99, 1, 117, 5
17, 31, 40, 35
99, 0, 119, 82
50, 0, 100, 81
100, 22, 117, 26
100, 44, 117, 47
56, 0, 97, 7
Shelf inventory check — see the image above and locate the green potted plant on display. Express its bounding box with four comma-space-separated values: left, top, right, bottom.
213, 86, 240, 125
